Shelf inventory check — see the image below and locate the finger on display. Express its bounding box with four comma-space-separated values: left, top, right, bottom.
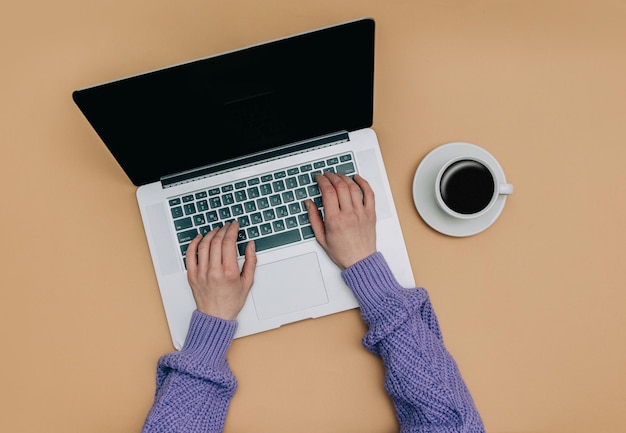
240, 240, 257, 291
325, 172, 354, 210
316, 173, 339, 216
221, 220, 240, 265
305, 199, 327, 247
340, 173, 366, 209
197, 228, 219, 274
185, 234, 203, 275
208, 224, 228, 267
353, 174, 376, 215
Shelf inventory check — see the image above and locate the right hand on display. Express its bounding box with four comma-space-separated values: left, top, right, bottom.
306, 172, 377, 269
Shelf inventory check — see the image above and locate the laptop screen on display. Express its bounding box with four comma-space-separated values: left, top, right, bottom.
73, 19, 375, 186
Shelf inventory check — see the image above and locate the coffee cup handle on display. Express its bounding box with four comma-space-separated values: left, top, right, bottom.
499, 183, 514, 195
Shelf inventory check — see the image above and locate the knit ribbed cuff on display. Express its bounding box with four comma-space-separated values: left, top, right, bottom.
341, 252, 405, 315
180, 310, 238, 366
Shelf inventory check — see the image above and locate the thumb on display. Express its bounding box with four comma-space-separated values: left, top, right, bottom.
306, 199, 326, 248
240, 240, 257, 291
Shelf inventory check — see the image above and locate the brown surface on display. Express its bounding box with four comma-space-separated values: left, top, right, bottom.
2, 1, 626, 432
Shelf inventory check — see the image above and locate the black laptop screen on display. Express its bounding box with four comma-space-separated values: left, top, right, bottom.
73, 19, 375, 186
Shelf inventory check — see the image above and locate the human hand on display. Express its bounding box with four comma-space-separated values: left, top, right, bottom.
185, 222, 257, 321
306, 173, 377, 269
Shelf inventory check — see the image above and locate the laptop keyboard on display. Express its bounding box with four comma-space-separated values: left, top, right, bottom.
168, 152, 356, 263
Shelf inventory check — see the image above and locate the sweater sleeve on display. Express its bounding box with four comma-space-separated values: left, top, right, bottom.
342, 253, 485, 433
141, 310, 238, 433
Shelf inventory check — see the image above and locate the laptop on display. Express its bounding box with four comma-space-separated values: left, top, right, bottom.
73, 18, 414, 349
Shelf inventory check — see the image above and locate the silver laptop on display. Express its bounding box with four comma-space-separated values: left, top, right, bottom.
73, 18, 414, 349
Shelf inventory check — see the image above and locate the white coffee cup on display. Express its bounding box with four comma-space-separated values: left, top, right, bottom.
435, 155, 513, 219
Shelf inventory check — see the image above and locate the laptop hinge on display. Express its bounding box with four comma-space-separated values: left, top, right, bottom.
160, 131, 350, 188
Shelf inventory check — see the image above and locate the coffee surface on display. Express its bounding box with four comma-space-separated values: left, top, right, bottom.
440, 160, 495, 215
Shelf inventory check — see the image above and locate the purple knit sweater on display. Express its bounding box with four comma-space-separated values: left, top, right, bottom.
142, 253, 485, 432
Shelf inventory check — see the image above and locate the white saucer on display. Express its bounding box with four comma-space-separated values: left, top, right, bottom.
412, 142, 511, 237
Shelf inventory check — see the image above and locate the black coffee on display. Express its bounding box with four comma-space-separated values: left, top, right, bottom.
439, 160, 495, 215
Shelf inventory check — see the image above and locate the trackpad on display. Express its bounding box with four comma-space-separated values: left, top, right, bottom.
252, 253, 328, 320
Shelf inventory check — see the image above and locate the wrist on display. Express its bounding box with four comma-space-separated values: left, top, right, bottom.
339, 250, 377, 269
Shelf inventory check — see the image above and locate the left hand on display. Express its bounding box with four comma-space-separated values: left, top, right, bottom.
185, 222, 257, 321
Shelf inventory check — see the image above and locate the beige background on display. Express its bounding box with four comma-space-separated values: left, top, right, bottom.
1, 1, 625, 432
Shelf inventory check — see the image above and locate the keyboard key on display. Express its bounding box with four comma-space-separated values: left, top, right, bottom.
274, 171, 286, 179
323, 166, 335, 173
197, 200, 209, 212
235, 181, 247, 189
180, 243, 190, 255
183, 203, 196, 215
221, 185, 234, 192
260, 184, 273, 195
237, 230, 247, 242
193, 214, 206, 226
295, 188, 308, 200
272, 180, 285, 192
276, 206, 289, 218
336, 162, 355, 175
257, 197, 270, 209
285, 177, 298, 189
340, 154, 353, 162
212, 222, 224, 229
169, 198, 181, 206
232, 204, 244, 216
199, 226, 211, 236
182, 195, 194, 203
301, 225, 315, 239
313, 196, 323, 208
209, 188, 220, 196
238, 215, 250, 227
298, 213, 310, 225
237, 229, 302, 256
171, 206, 183, 218
288, 203, 301, 215
195, 191, 208, 199
273, 220, 286, 232
326, 157, 339, 165
244, 201, 257, 212
282, 191, 295, 203
261, 174, 273, 182
313, 161, 325, 169
263, 209, 276, 221
177, 229, 198, 243
298, 174, 311, 186
287, 167, 299, 175
285, 216, 298, 228
219, 208, 231, 219
251, 213, 263, 224
235, 190, 247, 202
223, 193, 235, 205
206, 211, 218, 222
247, 186, 260, 199
300, 163, 313, 172
260, 223, 273, 235
247, 226, 260, 239
248, 178, 260, 186
209, 197, 222, 208
307, 184, 320, 196
174, 217, 193, 231
269, 194, 282, 206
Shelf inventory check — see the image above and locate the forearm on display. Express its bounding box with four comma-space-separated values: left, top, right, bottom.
342, 253, 485, 433
142, 311, 238, 433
